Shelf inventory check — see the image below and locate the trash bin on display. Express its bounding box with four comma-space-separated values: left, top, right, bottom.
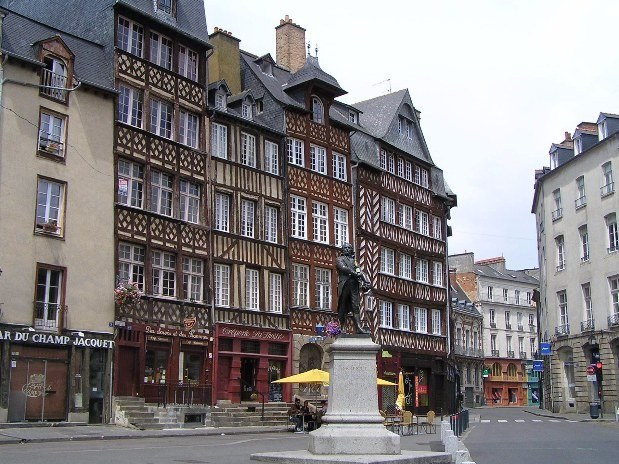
589, 402, 600, 419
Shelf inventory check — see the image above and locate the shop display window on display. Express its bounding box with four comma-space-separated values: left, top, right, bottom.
180, 351, 202, 384
144, 348, 168, 384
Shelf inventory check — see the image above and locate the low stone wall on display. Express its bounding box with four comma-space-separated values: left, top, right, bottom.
441, 420, 475, 464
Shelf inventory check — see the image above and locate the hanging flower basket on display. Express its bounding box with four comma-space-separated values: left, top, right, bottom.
114, 282, 143, 308
325, 320, 342, 337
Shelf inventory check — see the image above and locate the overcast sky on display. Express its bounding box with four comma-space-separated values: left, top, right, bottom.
205, 0, 619, 270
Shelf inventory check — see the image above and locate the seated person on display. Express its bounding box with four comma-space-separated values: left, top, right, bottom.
302, 400, 316, 430
316, 400, 328, 427
287, 398, 303, 432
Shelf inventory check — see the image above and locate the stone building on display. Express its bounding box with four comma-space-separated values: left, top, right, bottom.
532, 113, 619, 415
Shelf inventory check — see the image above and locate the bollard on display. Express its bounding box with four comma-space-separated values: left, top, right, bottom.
455, 449, 471, 464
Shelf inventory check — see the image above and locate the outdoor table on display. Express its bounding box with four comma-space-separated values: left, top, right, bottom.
384, 414, 402, 434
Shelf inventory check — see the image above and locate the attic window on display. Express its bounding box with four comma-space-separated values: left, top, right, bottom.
574, 136, 583, 155
259, 60, 273, 76
311, 96, 324, 124
348, 111, 357, 124
41, 56, 68, 102
242, 101, 253, 120
550, 151, 559, 170
256, 100, 264, 114
215, 92, 226, 110
598, 120, 608, 141
157, 0, 174, 15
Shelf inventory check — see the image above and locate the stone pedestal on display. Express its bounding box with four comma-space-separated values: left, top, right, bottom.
308, 334, 399, 455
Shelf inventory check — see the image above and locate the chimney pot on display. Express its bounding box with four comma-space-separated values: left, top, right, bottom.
285, 14, 290, 21
214, 27, 219, 32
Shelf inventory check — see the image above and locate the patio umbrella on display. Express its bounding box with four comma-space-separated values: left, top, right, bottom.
377, 378, 397, 386
395, 371, 405, 411
272, 369, 329, 384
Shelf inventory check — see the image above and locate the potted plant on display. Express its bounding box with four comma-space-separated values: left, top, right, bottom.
247, 392, 258, 412
41, 219, 59, 233
114, 282, 143, 309
324, 320, 342, 337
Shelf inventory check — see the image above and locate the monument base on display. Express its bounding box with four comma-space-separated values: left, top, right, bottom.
308, 423, 399, 455
250, 449, 451, 464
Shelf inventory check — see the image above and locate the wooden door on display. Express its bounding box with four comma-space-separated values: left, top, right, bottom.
216, 356, 231, 401
116, 346, 138, 396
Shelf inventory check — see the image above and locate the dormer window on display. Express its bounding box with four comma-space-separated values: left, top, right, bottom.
598, 120, 608, 141
311, 96, 324, 124
574, 136, 583, 155
157, 0, 174, 15
41, 56, 67, 102
348, 111, 357, 124
215, 92, 226, 110
256, 100, 264, 114
550, 151, 559, 170
242, 101, 253, 120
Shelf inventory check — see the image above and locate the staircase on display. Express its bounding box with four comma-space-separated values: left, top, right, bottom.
210, 402, 291, 427
114, 396, 211, 430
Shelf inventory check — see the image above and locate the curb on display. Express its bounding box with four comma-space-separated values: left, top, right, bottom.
522, 409, 616, 422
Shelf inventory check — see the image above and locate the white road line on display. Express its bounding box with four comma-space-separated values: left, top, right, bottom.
480, 419, 490, 423
568, 420, 578, 423
548, 419, 561, 422
497, 419, 508, 423
532, 419, 542, 422
514, 419, 525, 422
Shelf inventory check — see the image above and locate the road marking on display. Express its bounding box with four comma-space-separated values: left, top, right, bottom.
514, 419, 525, 422
532, 419, 542, 422
497, 419, 507, 423
480, 419, 490, 423
548, 419, 561, 422
568, 420, 578, 423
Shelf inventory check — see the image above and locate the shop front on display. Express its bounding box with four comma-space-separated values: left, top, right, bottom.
0, 324, 114, 423
113, 322, 212, 405
212, 324, 291, 404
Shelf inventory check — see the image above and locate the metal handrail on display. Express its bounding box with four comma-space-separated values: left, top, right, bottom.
238, 377, 265, 422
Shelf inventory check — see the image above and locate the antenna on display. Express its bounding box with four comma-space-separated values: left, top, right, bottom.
372, 78, 391, 94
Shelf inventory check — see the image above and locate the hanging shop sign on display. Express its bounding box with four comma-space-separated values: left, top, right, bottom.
0, 329, 114, 348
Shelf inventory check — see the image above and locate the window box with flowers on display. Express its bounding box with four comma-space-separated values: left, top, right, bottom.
114, 282, 143, 309
325, 320, 342, 337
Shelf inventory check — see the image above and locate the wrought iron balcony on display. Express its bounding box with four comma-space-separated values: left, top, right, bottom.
519, 351, 527, 359
517, 324, 524, 331
608, 244, 618, 254
575, 196, 587, 209
490, 322, 496, 328
505, 323, 512, 330
551, 208, 563, 221
529, 324, 536, 332
33, 302, 67, 332
555, 324, 570, 336
608, 313, 619, 327
556, 261, 565, 272
507, 350, 515, 358
491, 349, 500, 357
580, 319, 595, 332
600, 182, 615, 197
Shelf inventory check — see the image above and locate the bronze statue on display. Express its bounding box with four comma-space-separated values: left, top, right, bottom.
336, 243, 372, 334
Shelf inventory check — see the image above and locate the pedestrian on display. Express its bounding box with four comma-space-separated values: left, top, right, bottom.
287, 398, 303, 432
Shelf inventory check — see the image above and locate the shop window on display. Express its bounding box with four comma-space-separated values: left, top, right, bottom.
241, 340, 260, 353
144, 348, 169, 384
180, 352, 202, 384
219, 338, 233, 352
268, 342, 287, 356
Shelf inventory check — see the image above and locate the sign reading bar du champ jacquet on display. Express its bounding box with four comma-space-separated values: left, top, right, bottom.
0, 329, 114, 349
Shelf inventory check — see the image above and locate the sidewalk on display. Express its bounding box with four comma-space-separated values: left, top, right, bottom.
0, 422, 444, 450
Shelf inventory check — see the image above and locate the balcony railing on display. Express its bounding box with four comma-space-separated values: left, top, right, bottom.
33, 302, 67, 332
491, 349, 500, 357
580, 319, 595, 332
490, 322, 496, 328
557, 262, 565, 272
551, 208, 563, 221
519, 351, 527, 359
608, 313, 619, 327
40, 68, 68, 101
555, 324, 570, 336
529, 324, 536, 332
608, 244, 618, 254
600, 182, 615, 197
517, 324, 524, 331
505, 323, 512, 330
575, 196, 587, 209
507, 350, 515, 358
581, 254, 590, 263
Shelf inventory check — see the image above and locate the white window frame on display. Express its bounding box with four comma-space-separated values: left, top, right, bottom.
214, 264, 230, 307
310, 144, 327, 175
152, 250, 176, 297
287, 138, 304, 167
609, 275, 619, 316
414, 210, 429, 235
433, 216, 443, 240
292, 263, 309, 307
432, 309, 441, 334
311, 96, 324, 124
397, 158, 404, 178
414, 307, 428, 333
118, 242, 145, 291
575, 176, 586, 208
149, 31, 173, 70
215, 92, 226, 110
150, 98, 173, 139
380, 300, 393, 328
398, 204, 413, 229
556, 235, 566, 270
150, 170, 173, 217
312, 201, 328, 243
314, 268, 331, 310
179, 179, 200, 224
606, 213, 618, 253
503, 288, 509, 303
178, 44, 198, 81
179, 110, 199, 148
241, 102, 253, 120
515, 290, 521, 305
35, 178, 65, 234
240, 132, 256, 168
404, 161, 412, 181
269, 273, 283, 313
34, 266, 63, 330
381, 196, 396, 223
183, 257, 203, 301
582, 283, 592, 322
380, 149, 387, 170
333, 207, 349, 247
117, 16, 144, 57
399, 253, 412, 279
432, 261, 443, 287
558, 290, 568, 328
380, 247, 395, 275
245, 269, 259, 310
264, 140, 279, 175
291, 195, 307, 239
264, 205, 278, 243
117, 159, 144, 209
240, 199, 256, 238
579, 225, 590, 261
601, 161, 614, 196
214, 192, 230, 232
38, 111, 65, 158
118, 84, 143, 128
333, 152, 347, 181
398, 304, 410, 330
488, 286, 494, 301
416, 259, 429, 283
211, 123, 228, 159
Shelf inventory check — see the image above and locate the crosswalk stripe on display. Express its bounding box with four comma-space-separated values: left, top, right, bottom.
549, 419, 560, 422
480, 419, 490, 423
515, 420, 525, 422
532, 419, 542, 422
497, 420, 507, 423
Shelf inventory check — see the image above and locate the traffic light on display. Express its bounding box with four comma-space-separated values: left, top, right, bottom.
595, 361, 603, 381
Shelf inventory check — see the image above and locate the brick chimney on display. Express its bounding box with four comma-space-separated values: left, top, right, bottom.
208, 27, 241, 94
475, 256, 506, 272
275, 15, 306, 73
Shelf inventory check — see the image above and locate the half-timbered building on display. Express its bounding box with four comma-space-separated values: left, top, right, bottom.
239, 17, 356, 397
206, 28, 290, 404
348, 90, 457, 415
110, 0, 213, 407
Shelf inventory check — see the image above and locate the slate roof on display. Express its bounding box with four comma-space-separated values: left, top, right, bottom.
473, 264, 539, 286
282, 55, 346, 97
451, 282, 482, 318
354, 89, 408, 139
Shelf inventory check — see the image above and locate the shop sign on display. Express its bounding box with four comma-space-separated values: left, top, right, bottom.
0, 330, 114, 348
144, 325, 210, 341
220, 327, 287, 341
183, 317, 197, 330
